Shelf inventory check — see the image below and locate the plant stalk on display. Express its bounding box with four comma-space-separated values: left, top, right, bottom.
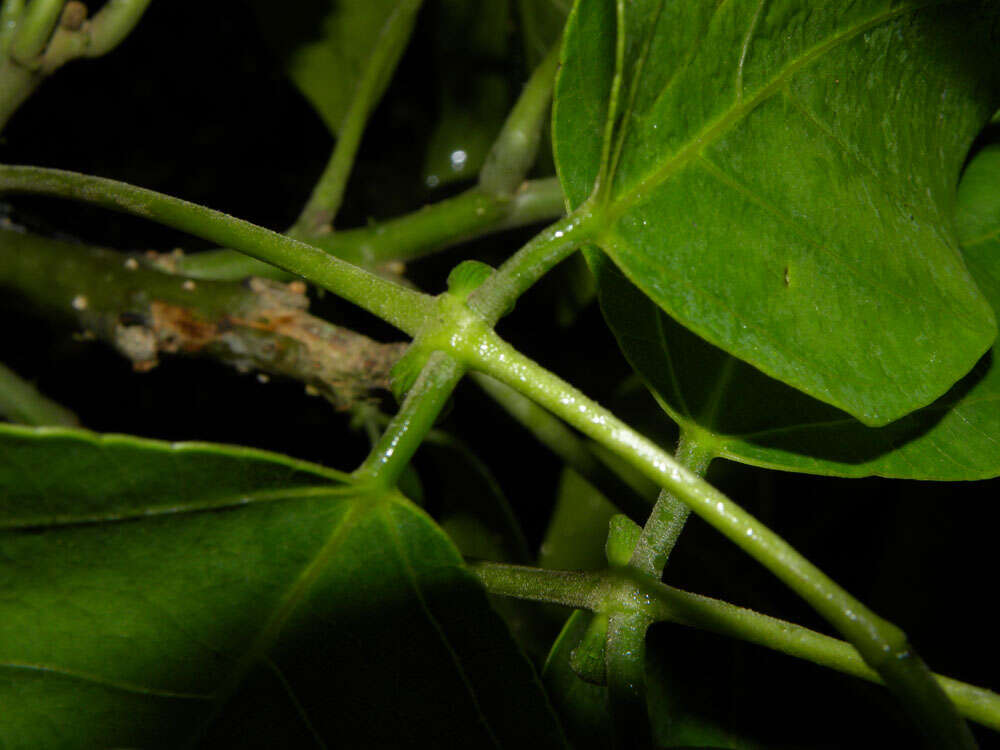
0, 361, 79, 426
174, 178, 566, 280
84, 0, 154, 58
8, 0, 61, 61
471, 372, 656, 522
353, 351, 465, 490
0, 166, 435, 336
629, 430, 715, 578
0, 0, 151, 131
478, 42, 560, 197
468, 206, 594, 324
470, 561, 1000, 732
461, 327, 975, 747
605, 611, 653, 749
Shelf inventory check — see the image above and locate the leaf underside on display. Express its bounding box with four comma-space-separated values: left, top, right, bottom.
0, 425, 565, 748
581, 123, 1000, 480
553, 0, 1000, 427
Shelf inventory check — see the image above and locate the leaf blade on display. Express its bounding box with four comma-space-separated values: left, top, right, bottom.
554, 0, 1000, 425
0, 425, 566, 748
583, 139, 1000, 480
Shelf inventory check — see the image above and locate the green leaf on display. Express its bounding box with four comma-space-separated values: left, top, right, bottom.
250, 0, 419, 136
553, 0, 1000, 426
582, 140, 1000, 480
0, 424, 567, 748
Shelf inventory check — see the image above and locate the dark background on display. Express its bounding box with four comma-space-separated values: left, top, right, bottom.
1, 1, 997, 747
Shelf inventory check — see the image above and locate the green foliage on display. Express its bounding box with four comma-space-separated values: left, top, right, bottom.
1, 0, 999, 747
553, 0, 1000, 426
0, 424, 565, 747
587, 152, 1000, 478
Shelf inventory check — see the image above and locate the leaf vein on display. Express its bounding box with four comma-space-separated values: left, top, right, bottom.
0, 485, 352, 531
264, 657, 330, 750
378, 503, 505, 750
606, 1, 922, 220
0, 660, 212, 701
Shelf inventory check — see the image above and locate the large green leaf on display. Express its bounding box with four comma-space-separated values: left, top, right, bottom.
250, 0, 419, 136
581, 142, 1000, 480
0, 425, 566, 748
553, 0, 1000, 426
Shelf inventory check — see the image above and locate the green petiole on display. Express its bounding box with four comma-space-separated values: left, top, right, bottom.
471, 561, 1000, 733
0, 165, 434, 336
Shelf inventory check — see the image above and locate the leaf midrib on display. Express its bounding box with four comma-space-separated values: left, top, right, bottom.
602, 1, 923, 224
0, 485, 352, 531
0, 660, 212, 701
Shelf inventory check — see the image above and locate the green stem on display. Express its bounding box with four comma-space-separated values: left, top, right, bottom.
0, 361, 79, 426
0, 0, 150, 131
469, 561, 1000, 733
468, 206, 594, 325
348, 200, 596, 489
0, 165, 434, 335
175, 178, 565, 280
605, 433, 715, 748
83, 0, 151, 57
0, 0, 25, 53
471, 561, 601, 610
461, 328, 974, 747
471, 372, 656, 522
291, 0, 422, 235
478, 42, 560, 197
353, 351, 465, 489
9, 0, 61, 61
657, 583, 1000, 733
605, 612, 653, 749
629, 430, 715, 578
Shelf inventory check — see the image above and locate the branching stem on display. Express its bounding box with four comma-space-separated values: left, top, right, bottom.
0, 166, 434, 335
470, 561, 1000, 733
459, 327, 974, 747
469, 206, 595, 324
175, 178, 565, 280
629, 430, 715, 578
